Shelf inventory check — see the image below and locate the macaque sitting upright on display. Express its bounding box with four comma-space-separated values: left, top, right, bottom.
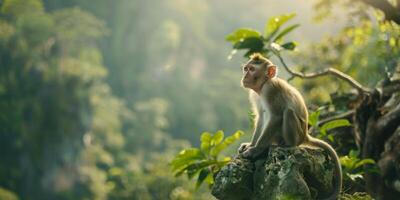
238, 53, 342, 200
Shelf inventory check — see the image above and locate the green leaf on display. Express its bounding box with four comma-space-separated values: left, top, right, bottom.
365, 167, 380, 174
211, 130, 224, 146
174, 159, 214, 178
327, 134, 334, 142
226, 28, 261, 43
225, 131, 244, 144
204, 171, 214, 187
320, 119, 351, 135
216, 158, 231, 168
308, 110, 321, 127
210, 131, 244, 157
340, 155, 357, 170
187, 168, 200, 180
265, 13, 296, 40
354, 159, 375, 169
340, 151, 374, 173
233, 37, 264, 51
349, 150, 360, 158
273, 24, 300, 42
339, 156, 349, 168
185, 160, 216, 179
171, 148, 204, 172
281, 42, 297, 50
200, 132, 212, 154
210, 146, 224, 157
196, 168, 211, 189
244, 49, 263, 57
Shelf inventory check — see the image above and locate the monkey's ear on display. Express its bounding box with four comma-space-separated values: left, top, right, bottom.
266, 65, 277, 78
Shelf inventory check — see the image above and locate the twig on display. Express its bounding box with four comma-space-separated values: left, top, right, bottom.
275, 52, 371, 94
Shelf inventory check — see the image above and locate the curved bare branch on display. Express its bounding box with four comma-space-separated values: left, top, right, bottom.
275, 52, 371, 94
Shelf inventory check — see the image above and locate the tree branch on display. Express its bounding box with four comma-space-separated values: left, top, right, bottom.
361, 0, 400, 24
275, 52, 370, 94
382, 81, 400, 96
376, 101, 400, 135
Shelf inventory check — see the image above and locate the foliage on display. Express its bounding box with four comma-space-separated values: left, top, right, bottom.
0, 0, 195, 199
1, 0, 44, 17
0, 1, 121, 199
340, 150, 377, 183
307, 108, 363, 186
340, 192, 373, 200
226, 13, 299, 58
171, 130, 244, 189
308, 108, 351, 142
290, 16, 400, 105
1, 0, 254, 199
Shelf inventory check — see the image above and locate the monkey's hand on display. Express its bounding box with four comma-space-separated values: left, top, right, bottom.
238, 142, 251, 153
241, 146, 260, 159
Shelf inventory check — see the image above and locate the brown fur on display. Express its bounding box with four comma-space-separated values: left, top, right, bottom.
239, 54, 342, 200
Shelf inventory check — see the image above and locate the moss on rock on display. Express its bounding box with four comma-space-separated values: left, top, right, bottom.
211, 146, 336, 200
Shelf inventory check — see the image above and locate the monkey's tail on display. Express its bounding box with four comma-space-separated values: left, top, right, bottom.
306, 135, 342, 200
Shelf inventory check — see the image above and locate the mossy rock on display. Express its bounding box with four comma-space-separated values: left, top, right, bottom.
211, 157, 254, 200
211, 146, 335, 200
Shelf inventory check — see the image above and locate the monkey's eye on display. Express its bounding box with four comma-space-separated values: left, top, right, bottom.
249, 66, 255, 72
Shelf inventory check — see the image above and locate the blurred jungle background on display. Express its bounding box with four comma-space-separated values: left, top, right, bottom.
1, 0, 400, 199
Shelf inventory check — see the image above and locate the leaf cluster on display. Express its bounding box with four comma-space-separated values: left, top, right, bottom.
170, 130, 244, 189
308, 107, 351, 142
340, 150, 377, 183
226, 13, 299, 58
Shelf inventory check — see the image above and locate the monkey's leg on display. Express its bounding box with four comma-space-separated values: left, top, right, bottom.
242, 117, 281, 159
282, 108, 304, 146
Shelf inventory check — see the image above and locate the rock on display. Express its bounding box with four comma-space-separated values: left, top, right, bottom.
211, 146, 336, 200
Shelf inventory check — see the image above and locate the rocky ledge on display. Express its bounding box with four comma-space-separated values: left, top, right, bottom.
211, 146, 336, 200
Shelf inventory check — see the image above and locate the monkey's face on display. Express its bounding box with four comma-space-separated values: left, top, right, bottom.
241, 63, 266, 89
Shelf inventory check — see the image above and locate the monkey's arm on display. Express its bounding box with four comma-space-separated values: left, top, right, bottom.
250, 111, 264, 146
238, 108, 264, 153
242, 116, 281, 158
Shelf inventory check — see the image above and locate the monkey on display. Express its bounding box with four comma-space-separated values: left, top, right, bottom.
237, 53, 342, 200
